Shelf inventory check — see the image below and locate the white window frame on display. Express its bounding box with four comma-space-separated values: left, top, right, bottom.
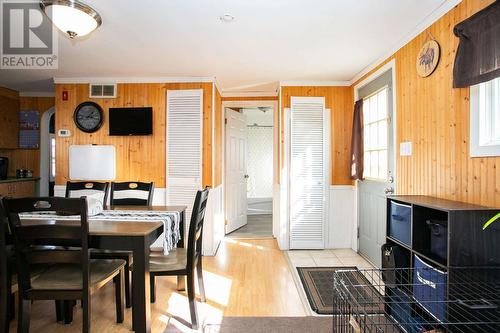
470, 77, 500, 157
362, 86, 390, 181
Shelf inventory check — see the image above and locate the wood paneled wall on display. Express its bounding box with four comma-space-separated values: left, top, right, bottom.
0, 91, 55, 177
351, 0, 499, 207
54, 83, 213, 188
214, 88, 223, 186
280, 86, 354, 185
222, 96, 278, 101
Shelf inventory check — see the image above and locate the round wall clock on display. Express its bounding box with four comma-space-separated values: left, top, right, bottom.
416, 39, 440, 77
73, 101, 104, 133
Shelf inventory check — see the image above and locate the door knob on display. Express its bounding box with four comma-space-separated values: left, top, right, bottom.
384, 187, 394, 194
244, 174, 249, 179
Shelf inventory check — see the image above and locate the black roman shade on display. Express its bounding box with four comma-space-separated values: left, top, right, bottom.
453, 1, 500, 88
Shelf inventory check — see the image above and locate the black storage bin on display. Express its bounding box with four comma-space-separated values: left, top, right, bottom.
426, 220, 448, 260
413, 255, 447, 322
389, 201, 412, 246
382, 244, 408, 286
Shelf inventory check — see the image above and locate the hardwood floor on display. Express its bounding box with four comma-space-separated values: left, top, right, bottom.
8, 238, 305, 332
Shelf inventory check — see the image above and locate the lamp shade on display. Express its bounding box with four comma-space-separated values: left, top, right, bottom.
40, 0, 102, 39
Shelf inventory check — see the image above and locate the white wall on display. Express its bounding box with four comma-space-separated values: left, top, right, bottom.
326, 185, 356, 249
246, 126, 273, 199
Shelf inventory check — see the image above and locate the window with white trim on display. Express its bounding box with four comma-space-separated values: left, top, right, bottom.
470, 77, 500, 157
363, 87, 389, 180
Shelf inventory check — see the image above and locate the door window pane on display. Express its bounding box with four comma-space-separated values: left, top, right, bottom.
362, 88, 389, 180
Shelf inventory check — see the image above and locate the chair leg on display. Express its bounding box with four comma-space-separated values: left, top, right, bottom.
150, 275, 156, 304
8, 292, 15, 320
55, 300, 63, 322
63, 300, 73, 324
124, 260, 131, 308
187, 273, 199, 330
114, 269, 124, 323
17, 294, 30, 333
1, 286, 8, 333
177, 275, 186, 291
196, 259, 206, 303
82, 292, 91, 333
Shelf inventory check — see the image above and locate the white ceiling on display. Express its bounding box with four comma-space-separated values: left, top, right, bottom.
0, 0, 455, 94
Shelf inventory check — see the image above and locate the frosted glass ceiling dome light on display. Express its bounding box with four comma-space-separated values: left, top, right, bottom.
40, 0, 102, 39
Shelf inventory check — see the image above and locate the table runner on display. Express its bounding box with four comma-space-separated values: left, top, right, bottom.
20, 210, 181, 255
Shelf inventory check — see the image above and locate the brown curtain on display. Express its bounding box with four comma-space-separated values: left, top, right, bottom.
350, 100, 364, 180
453, 1, 500, 88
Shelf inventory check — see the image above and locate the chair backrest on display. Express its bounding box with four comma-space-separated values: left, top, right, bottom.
110, 181, 155, 206
2, 197, 89, 293
65, 181, 109, 206
186, 188, 210, 270
0, 198, 13, 296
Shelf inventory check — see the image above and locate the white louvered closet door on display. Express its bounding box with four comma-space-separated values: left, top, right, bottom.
166, 89, 203, 235
289, 97, 328, 249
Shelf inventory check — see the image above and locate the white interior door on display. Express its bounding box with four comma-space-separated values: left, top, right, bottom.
358, 85, 395, 268
289, 97, 328, 249
166, 89, 203, 236
225, 108, 248, 234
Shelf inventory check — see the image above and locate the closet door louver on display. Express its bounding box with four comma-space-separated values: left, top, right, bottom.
166, 89, 203, 233
289, 97, 326, 249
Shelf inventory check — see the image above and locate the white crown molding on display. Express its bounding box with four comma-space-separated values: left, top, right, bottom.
221, 91, 278, 98
213, 78, 223, 95
53, 76, 215, 84
19, 91, 55, 97
280, 80, 351, 87
350, 0, 462, 84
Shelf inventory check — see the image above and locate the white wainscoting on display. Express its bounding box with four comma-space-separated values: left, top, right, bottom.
54, 185, 223, 256
202, 185, 224, 256
326, 185, 356, 249
54, 185, 167, 205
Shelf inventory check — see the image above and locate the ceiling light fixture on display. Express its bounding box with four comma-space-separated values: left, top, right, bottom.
219, 14, 235, 23
40, 0, 102, 39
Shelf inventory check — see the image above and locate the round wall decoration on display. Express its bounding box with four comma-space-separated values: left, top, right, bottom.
416, 39, 440, 77
73, 101, 104, 133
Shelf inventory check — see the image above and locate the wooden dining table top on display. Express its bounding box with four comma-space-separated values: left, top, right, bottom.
20, 205, 187, 237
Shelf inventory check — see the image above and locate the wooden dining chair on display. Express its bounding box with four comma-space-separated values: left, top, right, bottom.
93, 181, 155, 309
65, 181, 109, 206
2, 196, 125, 333
110, 181, 155, 206
147, 188, 209, 330
0, 199, 16, 333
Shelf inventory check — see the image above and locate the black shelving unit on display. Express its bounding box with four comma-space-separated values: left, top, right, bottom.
383, 195, 500, 328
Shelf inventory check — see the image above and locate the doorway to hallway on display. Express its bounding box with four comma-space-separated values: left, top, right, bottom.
223, 101, 278, 239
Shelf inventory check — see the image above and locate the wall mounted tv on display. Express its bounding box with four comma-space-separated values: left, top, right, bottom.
109, 107, 153, 136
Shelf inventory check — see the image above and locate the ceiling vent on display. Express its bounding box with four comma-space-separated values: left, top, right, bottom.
89, 83, 117, 98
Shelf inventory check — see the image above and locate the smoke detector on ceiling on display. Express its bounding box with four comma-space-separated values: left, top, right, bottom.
219, 14, 235, 23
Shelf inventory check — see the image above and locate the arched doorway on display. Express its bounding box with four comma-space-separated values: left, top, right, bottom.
39, 106, 55, 196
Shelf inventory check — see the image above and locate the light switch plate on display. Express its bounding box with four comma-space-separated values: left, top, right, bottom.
58, 129, 71, 137
400, 141, 412, 156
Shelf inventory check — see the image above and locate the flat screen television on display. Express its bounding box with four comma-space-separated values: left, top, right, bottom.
109, 107, 153, 136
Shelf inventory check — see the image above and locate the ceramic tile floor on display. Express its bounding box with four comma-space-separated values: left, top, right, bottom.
286, 248, 374, 269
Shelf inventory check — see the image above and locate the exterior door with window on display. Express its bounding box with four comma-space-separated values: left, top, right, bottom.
358, 83, 394, 268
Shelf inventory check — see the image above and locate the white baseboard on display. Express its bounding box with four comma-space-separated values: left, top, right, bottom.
54, 185, 167, 206
327, 185, 356, 249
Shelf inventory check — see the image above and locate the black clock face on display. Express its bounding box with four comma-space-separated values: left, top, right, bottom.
74, 102, 104, 133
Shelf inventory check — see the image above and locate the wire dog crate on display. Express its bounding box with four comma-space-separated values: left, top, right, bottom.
332, 267, 500, 333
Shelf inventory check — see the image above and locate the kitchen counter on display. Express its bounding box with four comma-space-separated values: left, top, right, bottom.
0, 177, 40, 184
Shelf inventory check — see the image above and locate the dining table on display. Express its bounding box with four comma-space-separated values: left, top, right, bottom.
21, 205, 187, 333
